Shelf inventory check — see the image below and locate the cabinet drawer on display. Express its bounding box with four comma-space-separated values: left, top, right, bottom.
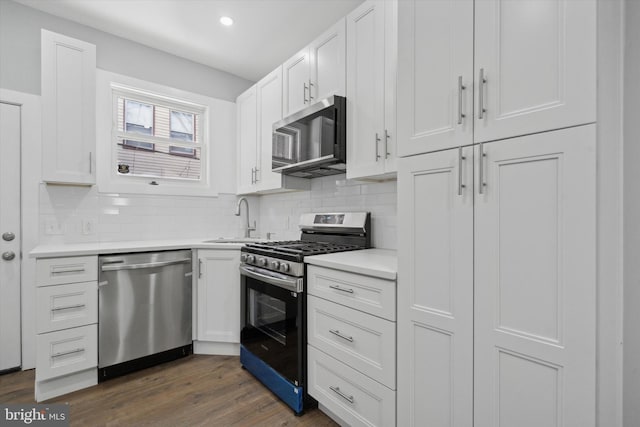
307, 265, 396, 321
308, 295, 396, 389
36, 324, 97, 382
37, 256, 98, 286
36, 281, 97, 333
308, 346, 395, 427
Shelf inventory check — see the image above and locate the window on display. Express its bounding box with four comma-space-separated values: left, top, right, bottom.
114, 88, 205, 181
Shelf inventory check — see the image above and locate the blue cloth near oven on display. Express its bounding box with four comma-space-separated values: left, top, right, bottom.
240, 345, 304, 414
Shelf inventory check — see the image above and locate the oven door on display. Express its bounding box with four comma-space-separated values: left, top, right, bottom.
240, 265, 303, 386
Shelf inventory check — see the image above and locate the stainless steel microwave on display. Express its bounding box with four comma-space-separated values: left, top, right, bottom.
272, 95, 346, 178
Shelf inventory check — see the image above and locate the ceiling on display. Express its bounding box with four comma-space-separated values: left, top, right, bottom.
14, 0, 363, 82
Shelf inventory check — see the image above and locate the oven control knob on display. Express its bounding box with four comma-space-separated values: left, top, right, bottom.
270, 261, 280, 270
258, 258, 267, 267
240, 254, 248, 262
246, 255, 256, 264
280, 263, 290, 273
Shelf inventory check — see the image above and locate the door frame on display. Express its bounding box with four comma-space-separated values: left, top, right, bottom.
0, 89, 41, 370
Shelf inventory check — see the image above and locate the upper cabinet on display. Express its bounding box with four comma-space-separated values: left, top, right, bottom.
397, 0, 596, 157
236, 67, 309, 195
346, 0, 397, 181
236, 85, 258, 195
41, 30, 96, 185
283, 19, 346, 117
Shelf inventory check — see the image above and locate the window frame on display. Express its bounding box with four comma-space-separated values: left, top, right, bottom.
96, 70, 222, 197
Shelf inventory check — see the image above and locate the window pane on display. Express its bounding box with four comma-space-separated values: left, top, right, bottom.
123, 140, 154, 151
124, 100, 153, 135
116, 139, 201, 180
170, 111, 194, 141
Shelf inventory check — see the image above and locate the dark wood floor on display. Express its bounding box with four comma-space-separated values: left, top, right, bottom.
0, 355, 338, 427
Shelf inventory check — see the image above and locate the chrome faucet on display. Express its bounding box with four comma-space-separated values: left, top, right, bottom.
235, 197, 256, 238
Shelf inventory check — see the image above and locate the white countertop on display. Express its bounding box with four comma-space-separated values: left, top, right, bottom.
30, 238, 266, 258
305, 248, 397, 280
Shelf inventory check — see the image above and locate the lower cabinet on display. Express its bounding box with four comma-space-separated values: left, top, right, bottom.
194, 249, 241, 355
307, 265, 397, 427
35, 256, 98, 402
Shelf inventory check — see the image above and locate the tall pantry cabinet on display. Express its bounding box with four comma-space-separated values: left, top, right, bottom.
396, 0, 597, 426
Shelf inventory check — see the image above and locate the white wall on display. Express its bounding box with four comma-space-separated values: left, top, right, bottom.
259, 176, 397, 249
624, 0, 640, 424
0, 0, 253, 101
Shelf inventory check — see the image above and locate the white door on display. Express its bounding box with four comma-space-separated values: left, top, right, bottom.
257, 66, 284, 191
397, 0, 473, 157
346, 0, 386, 179
397, 146, 474, 427
309, 18, 346, 102
0, 102, 22, 372
196, 250, 241, 343
473, 0, 596, 143
474, 125, 596, 427
282, 49, 310, 116
236, 86, 257, 195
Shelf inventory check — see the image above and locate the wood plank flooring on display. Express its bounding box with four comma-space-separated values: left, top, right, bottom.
0, 355, 338, 427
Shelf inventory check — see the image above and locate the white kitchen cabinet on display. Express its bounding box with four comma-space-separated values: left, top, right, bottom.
396, 0, 473, 157
35, 255, 98, 402
283, 18, 345, 117
307, 264, 397, 427
397, 124, 596, 426
397, 0, 595, 157
41, 30, 96, 185
236, 70, 309, 195
236, 85, 258, 195
195, 250, 241, 349
397, 145, 474, 427
346, 0, 397, 180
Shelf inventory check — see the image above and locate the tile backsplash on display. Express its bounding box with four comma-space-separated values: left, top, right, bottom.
258, 175, 397, 249
38, 175, 397, 249
38, 184, 258, 245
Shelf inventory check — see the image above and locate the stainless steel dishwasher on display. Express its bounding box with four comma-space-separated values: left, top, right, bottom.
98, 250, 193, 381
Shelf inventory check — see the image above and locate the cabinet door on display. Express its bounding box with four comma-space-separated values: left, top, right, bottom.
196, 250, 241, 343
397, 146, 474, 427
309, 18, 346, 102
41, 30, 96, 185
397, 0, 473, 157
346, 1, 386, 179
282, 48, 310, 116
382, 0, 398, 174
236, 86, 258, 195
474, 125, 596, 427
256, 66, 284, 191
474, 0, 596, 143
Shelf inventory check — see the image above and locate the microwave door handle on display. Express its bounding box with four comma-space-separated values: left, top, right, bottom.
239, 265, 302, 293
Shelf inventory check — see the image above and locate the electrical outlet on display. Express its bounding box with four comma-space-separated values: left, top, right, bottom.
44, 218, 63, 235
82, 219, 95, 235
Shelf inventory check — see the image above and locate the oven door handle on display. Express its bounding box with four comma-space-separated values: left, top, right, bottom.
240, 265, 303, 293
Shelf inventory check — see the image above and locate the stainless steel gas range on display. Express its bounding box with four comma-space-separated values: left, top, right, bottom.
239, 212, 371, 415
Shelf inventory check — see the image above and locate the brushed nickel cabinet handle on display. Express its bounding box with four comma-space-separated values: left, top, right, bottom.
479, 143, 487, 194
384, 129, 390, 159
308, 80, 314, 101
478, 68, 487, 120
329, 386, 354, 404
51, 304, 85, 312
375, 133, 381, 161
458, 147, 466, 196
329, 329, 354, 342
329, 284, 354, 294
303, 82, 309, 104
51, 348, 85, 358
458, 75, 466, 125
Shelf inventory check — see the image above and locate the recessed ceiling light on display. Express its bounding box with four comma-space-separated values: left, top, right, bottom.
220, 16, 234, 26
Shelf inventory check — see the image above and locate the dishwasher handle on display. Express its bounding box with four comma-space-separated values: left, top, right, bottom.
101, 258, 191, 272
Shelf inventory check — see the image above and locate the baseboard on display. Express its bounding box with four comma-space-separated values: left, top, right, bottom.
193, 341, 240, 356
35, 368, 97, 402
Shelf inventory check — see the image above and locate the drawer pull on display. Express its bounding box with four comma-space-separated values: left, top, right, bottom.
51, 265, 86, 275
329, 329, 354, 342
51, 304, 85, 312
329, 386, 354, 404
51, 348, 85, 358
329, 285, 354, 294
